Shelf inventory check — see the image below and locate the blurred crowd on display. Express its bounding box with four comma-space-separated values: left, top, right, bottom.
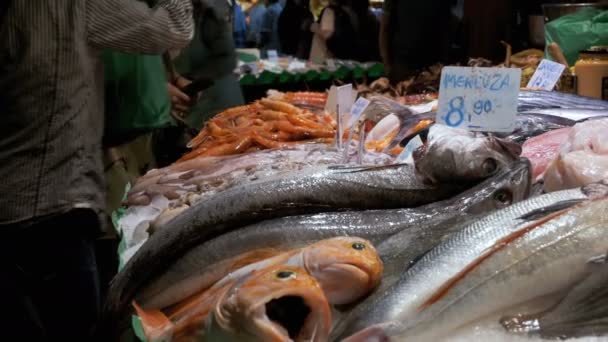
232, 0, 550, 80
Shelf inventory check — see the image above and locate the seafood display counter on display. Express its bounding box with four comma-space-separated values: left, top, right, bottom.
104, 71, 608, 341
238, 60, 385, 102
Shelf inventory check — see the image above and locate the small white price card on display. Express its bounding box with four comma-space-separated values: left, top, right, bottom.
437, 66, 521, 133
346, 97, 371, 128
337, 84, 354, 117
526, 59, 566, 91
267, 50, 279, 62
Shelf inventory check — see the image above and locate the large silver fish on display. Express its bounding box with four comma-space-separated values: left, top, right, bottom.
104, 163, 466, 327
518, 90, 608, 112
501, 254, 608, 339
339, 182, 608, 341
131, 160, 531, 313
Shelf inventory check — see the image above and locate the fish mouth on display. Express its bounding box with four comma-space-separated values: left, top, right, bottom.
316, 263, 380, 305
265, 295, 312, 340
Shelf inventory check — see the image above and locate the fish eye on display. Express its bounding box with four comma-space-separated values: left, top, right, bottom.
493, 189, 513, 206
352, 242, 366, 251
276, 271, 296, 280
482, 158, 498, 175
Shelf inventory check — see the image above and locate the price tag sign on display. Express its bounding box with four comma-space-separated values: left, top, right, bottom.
396, 135, 423, 164
346, 97, 371, 128
337, 84, 354, 117
437, 66, 521, 133
267, 50, 279, 62
325, 86, 337, 113
526, 59, 566, 91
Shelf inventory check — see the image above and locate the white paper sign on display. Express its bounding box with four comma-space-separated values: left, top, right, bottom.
526, 59, 566, 91
346, 97, 371, 128
437, 66, 522, 132
337, 84, 354, 118
267, 50, 278, 62
396, 135, 423, 164
325, 86, 337, 113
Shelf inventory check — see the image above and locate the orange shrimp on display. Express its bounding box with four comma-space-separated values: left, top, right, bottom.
274, 120, 335, 139
286, 113, 327, 130
259, 98, 301, 115
258, 110, 287, 121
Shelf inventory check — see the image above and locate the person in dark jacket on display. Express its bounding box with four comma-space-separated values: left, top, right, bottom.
380, 0, 450, 82
278, 0, 314, 58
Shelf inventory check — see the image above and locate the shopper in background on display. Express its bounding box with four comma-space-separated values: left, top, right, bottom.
233, 1, 248, 48
261, 0, 284, 54
278, 0, 314, 58
350, 0, 380, 61
380, 0, 450, 82
310, 0, 379, 63
173, 0, 245, 130
463, 0, 513, 62
246, 0, 267, 47
309, 1, 336, 63
0, 1, 193, 340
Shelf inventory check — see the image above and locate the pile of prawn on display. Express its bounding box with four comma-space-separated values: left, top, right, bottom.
180, 95, 335, 162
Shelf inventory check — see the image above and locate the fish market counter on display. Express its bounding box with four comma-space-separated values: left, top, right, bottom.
105, 85, 608, 341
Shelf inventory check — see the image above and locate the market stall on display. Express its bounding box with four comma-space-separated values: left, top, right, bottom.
102, 5, 608, 342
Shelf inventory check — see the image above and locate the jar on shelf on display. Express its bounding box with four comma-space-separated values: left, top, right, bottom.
575, 46, 608, 100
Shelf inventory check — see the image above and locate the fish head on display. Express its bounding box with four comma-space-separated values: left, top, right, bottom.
414, 125, 522, 183
212, 265, 331, 342
463, 159, 533, 215
303, 237, 384, 305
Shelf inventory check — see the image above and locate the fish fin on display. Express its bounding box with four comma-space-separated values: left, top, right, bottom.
132, 301, 175, 341
503, 261, 608, 339
517, 199, 584, 221
491, 136, 523, 158
582, 180, 608, 199
586, 253, 608, 267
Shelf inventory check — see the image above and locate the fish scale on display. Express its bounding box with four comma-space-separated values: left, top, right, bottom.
334, 186, 598, 339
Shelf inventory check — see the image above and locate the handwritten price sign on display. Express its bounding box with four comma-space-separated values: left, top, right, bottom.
437, 67, 522, 132
526, 59, 566, 91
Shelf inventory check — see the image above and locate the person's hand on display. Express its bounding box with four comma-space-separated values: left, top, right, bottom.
167, 82, 191, 113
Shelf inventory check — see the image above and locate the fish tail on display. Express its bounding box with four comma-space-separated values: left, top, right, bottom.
132, 301, 175, 342
502, 259, 608, 339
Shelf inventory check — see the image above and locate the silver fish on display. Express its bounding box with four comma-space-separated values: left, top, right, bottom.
518, 90, 608, 112
414, 124, 522, 183
104, 164, 466, 326
339, 182, 608, 341
134, 160, 531, 311
127, 144, 394, 206
501, 254, 608, 339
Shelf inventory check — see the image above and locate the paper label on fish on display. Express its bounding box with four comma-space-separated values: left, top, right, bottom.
526, 59, 566, 91
437, 67, 522, 133
396, 135, 423, 165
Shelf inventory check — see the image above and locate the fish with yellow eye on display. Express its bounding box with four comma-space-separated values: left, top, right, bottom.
133, 237, 383, 341
136, 266, 331, 342
205, 266, 332, 342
